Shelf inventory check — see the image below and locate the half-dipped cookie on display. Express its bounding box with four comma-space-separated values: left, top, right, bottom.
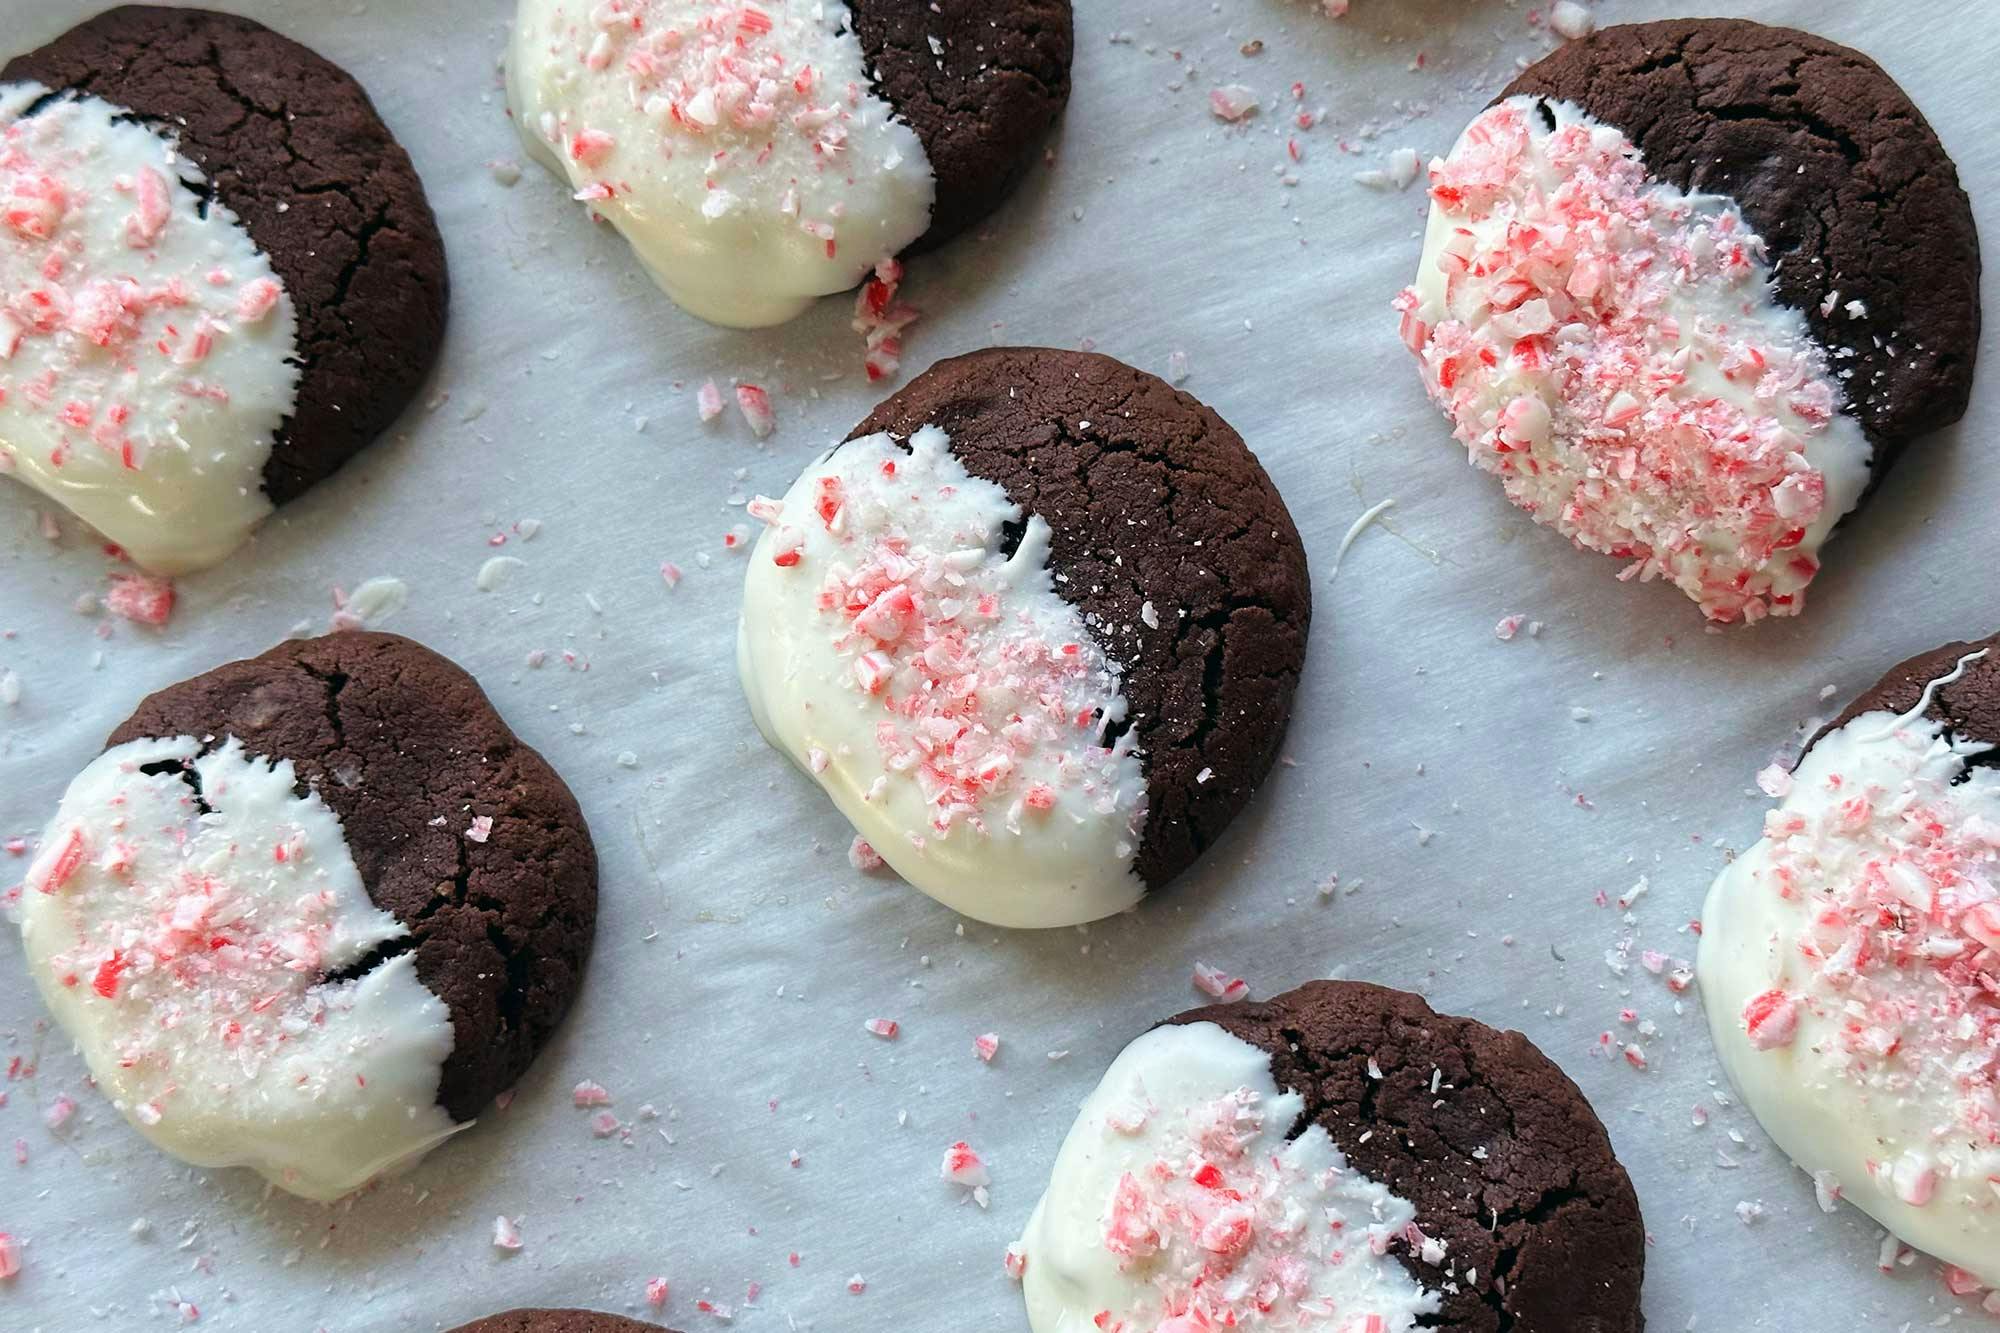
506, 0, 1073, 327
0, 7, 448, 575
1701, 634, 2000, 1284
737, 348, 1310, 928
1395, 19, 1979, 623
1016, 980, 1646, 1331
13, 632, 595, 1200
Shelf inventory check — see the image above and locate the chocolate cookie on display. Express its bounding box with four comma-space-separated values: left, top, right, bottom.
846, 0, 1073, 249
1502, 18, 1979, 470
4, 5, 449, 509
1396, 19, 1977, 624
449, 1313, 670, 1333
505, 0, 1068, 329
1169, 982, 1645, 1332
853, 349, 1310, 885
1017, 980, 1645, 1333
1700, 635, 2000, 1285
737, 348, 1308, 928
103, 632, 595, 1125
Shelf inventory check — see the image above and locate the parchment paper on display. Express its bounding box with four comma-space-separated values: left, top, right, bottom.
1, 1, 1994, 1328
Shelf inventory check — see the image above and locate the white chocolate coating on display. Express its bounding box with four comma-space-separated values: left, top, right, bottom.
1701, 689, 2000, 1282
737, 426, 1147, 928
1400, 96, 1872, 623
0, 86, 300, 574
506, 0, 935, 328
1018, 1022, 1440, 1331
16, 737, 457, 1201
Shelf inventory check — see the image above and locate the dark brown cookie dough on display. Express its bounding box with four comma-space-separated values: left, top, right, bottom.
4, 5, 449, 506
849, 347, 1310, 890
1169, 980, 1646, 1333
105, 632, 596, 1123
449, 1312, 670, 1333
846, 0, 1072, 249
1503, 18, 1980, 476
1813, 631, 2000, 758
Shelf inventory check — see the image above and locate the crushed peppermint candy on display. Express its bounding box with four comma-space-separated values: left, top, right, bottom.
1192, 961, 1250, 1002
492, 1215, 523, 1251
863, 1017, 900, 1040
940, 1140, 989, 1189
853, 258, 918, 382
847, 836, 884, 872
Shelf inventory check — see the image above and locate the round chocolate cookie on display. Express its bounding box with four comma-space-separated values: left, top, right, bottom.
1812, 632, 2000, 752
739, 347, 1306, 927
1700, 634, 2000, 1284
449, 1313, 670, 1333
1017, 980, 1644, 1332
105, 632, 596, 1124
1165, 982, 1645, 1332
1502, 18, 1980, 472
851, 348, 1311, 890
846, 0, 1073, 249
4, 4, 449, 507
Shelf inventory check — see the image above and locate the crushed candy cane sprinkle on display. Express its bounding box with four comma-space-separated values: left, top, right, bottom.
1018, 1022, 1441, 1331
1396, 97, 1870, 624
0, 85, 299, 574
1701, 650, 2000, 1281
738, 425, 1147, 928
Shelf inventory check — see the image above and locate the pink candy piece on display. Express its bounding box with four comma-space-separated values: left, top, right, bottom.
0, 1231, 19, 1280
696, 379, 725, 422
973, 1032, 1000, 1063
863, 1017, 899, 1040
1191, 962, 1249, 1002
123, 166, 171, 248
1208, 85, 1260, 122
104, 573, 175, 626
492, 1216, 523, 1251
645, 1277, 670, 1308
1741, 989, 1799, 1051
1001, 1244, 1026, 1281
466, 815, 493, 844
846, 1275, 867, 1295
572, 1080, 612, 1108
940, 1140, 989, 1188
852, 258, 918, 383
235, 278, 282, 322
568, 128, 616, 167
847, 836, 883, 872
735, 384, 776, 438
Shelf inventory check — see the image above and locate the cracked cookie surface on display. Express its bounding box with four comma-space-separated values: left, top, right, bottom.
106, 632, 597, 1122
1170, 980, 1646, 1333
849, 347, 1310, 890
1503, 18, 1980, 474
846, 0, 1073, 249
450, 1312, 671, 1333
4, 4, 449, 506
1812, 631, 2000, 757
